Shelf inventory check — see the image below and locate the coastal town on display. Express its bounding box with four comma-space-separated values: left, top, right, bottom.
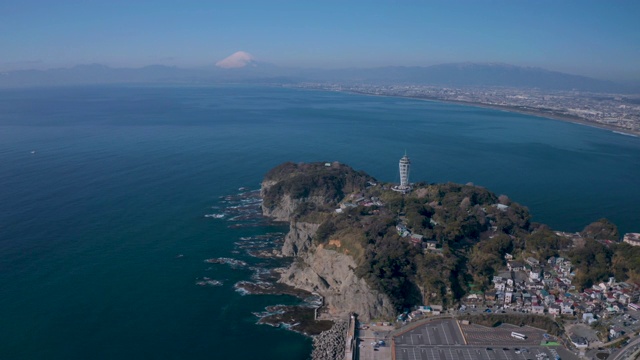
336, 187, 640, 359
398, 218, 640, 343
293, 83, 640, 135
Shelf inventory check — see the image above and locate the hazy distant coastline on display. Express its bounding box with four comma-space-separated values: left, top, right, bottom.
468, 102, 640, 137
337, 89, 640, 137
408, 94, 640, 137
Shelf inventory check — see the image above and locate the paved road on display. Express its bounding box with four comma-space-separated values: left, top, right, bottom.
357, 323, 393, 360
611, 335, 640, 360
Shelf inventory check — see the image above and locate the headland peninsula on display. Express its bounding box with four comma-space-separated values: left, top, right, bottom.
259, 160, 640, 360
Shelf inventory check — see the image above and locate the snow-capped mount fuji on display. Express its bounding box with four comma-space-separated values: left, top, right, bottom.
215, 51, 257, 69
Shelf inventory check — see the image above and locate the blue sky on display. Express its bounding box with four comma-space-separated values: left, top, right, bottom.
1, 0, 639, 80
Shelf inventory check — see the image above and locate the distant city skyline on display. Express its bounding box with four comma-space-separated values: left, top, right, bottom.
2, 0, 639, 81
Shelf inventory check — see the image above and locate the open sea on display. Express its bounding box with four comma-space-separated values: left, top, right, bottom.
0, 85, 639, 359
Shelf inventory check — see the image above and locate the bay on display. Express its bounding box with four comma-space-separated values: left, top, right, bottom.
0, 85, 638, 359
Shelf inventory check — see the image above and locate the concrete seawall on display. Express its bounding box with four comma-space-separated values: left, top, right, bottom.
343, 314, 356, 360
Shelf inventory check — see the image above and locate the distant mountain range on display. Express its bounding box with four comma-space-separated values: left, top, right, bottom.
1, 62, 637, 93
319, 63, 628, 92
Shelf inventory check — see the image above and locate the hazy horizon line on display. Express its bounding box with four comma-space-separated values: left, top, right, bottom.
3, 60, 637, 83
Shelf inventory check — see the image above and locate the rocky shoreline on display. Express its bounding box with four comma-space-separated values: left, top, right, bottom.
204, 185, 355, 357
255, 304, 334, 336
311, 320, 348, 360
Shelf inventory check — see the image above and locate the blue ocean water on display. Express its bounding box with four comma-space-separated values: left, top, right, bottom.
0, 85, 639, 359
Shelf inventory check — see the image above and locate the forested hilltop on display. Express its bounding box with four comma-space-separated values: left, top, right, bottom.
262, 162, 640, 313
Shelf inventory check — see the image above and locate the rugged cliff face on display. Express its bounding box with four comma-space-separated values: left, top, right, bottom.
260, 180, 298, 221
261, 162, 396, 321
281, 221, 320, 257
260, 190, 326, 222
279, 243, 396, 321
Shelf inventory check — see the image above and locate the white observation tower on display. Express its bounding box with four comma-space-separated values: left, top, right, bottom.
393, 152, 412, 193
399, 153, 410, 188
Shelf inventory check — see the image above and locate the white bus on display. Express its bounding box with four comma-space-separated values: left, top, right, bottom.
511, 332, 527, 340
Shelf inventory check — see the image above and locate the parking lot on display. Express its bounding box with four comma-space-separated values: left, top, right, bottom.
396, 345, 556, 360
393, 319, 579, 360
462, 323, 543, 346
395, 319, 465, 346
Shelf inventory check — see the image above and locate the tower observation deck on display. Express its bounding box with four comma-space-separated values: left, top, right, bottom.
392, 153, 412, 193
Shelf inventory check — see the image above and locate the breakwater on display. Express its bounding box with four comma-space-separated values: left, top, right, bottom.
311, 320, 348, 360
